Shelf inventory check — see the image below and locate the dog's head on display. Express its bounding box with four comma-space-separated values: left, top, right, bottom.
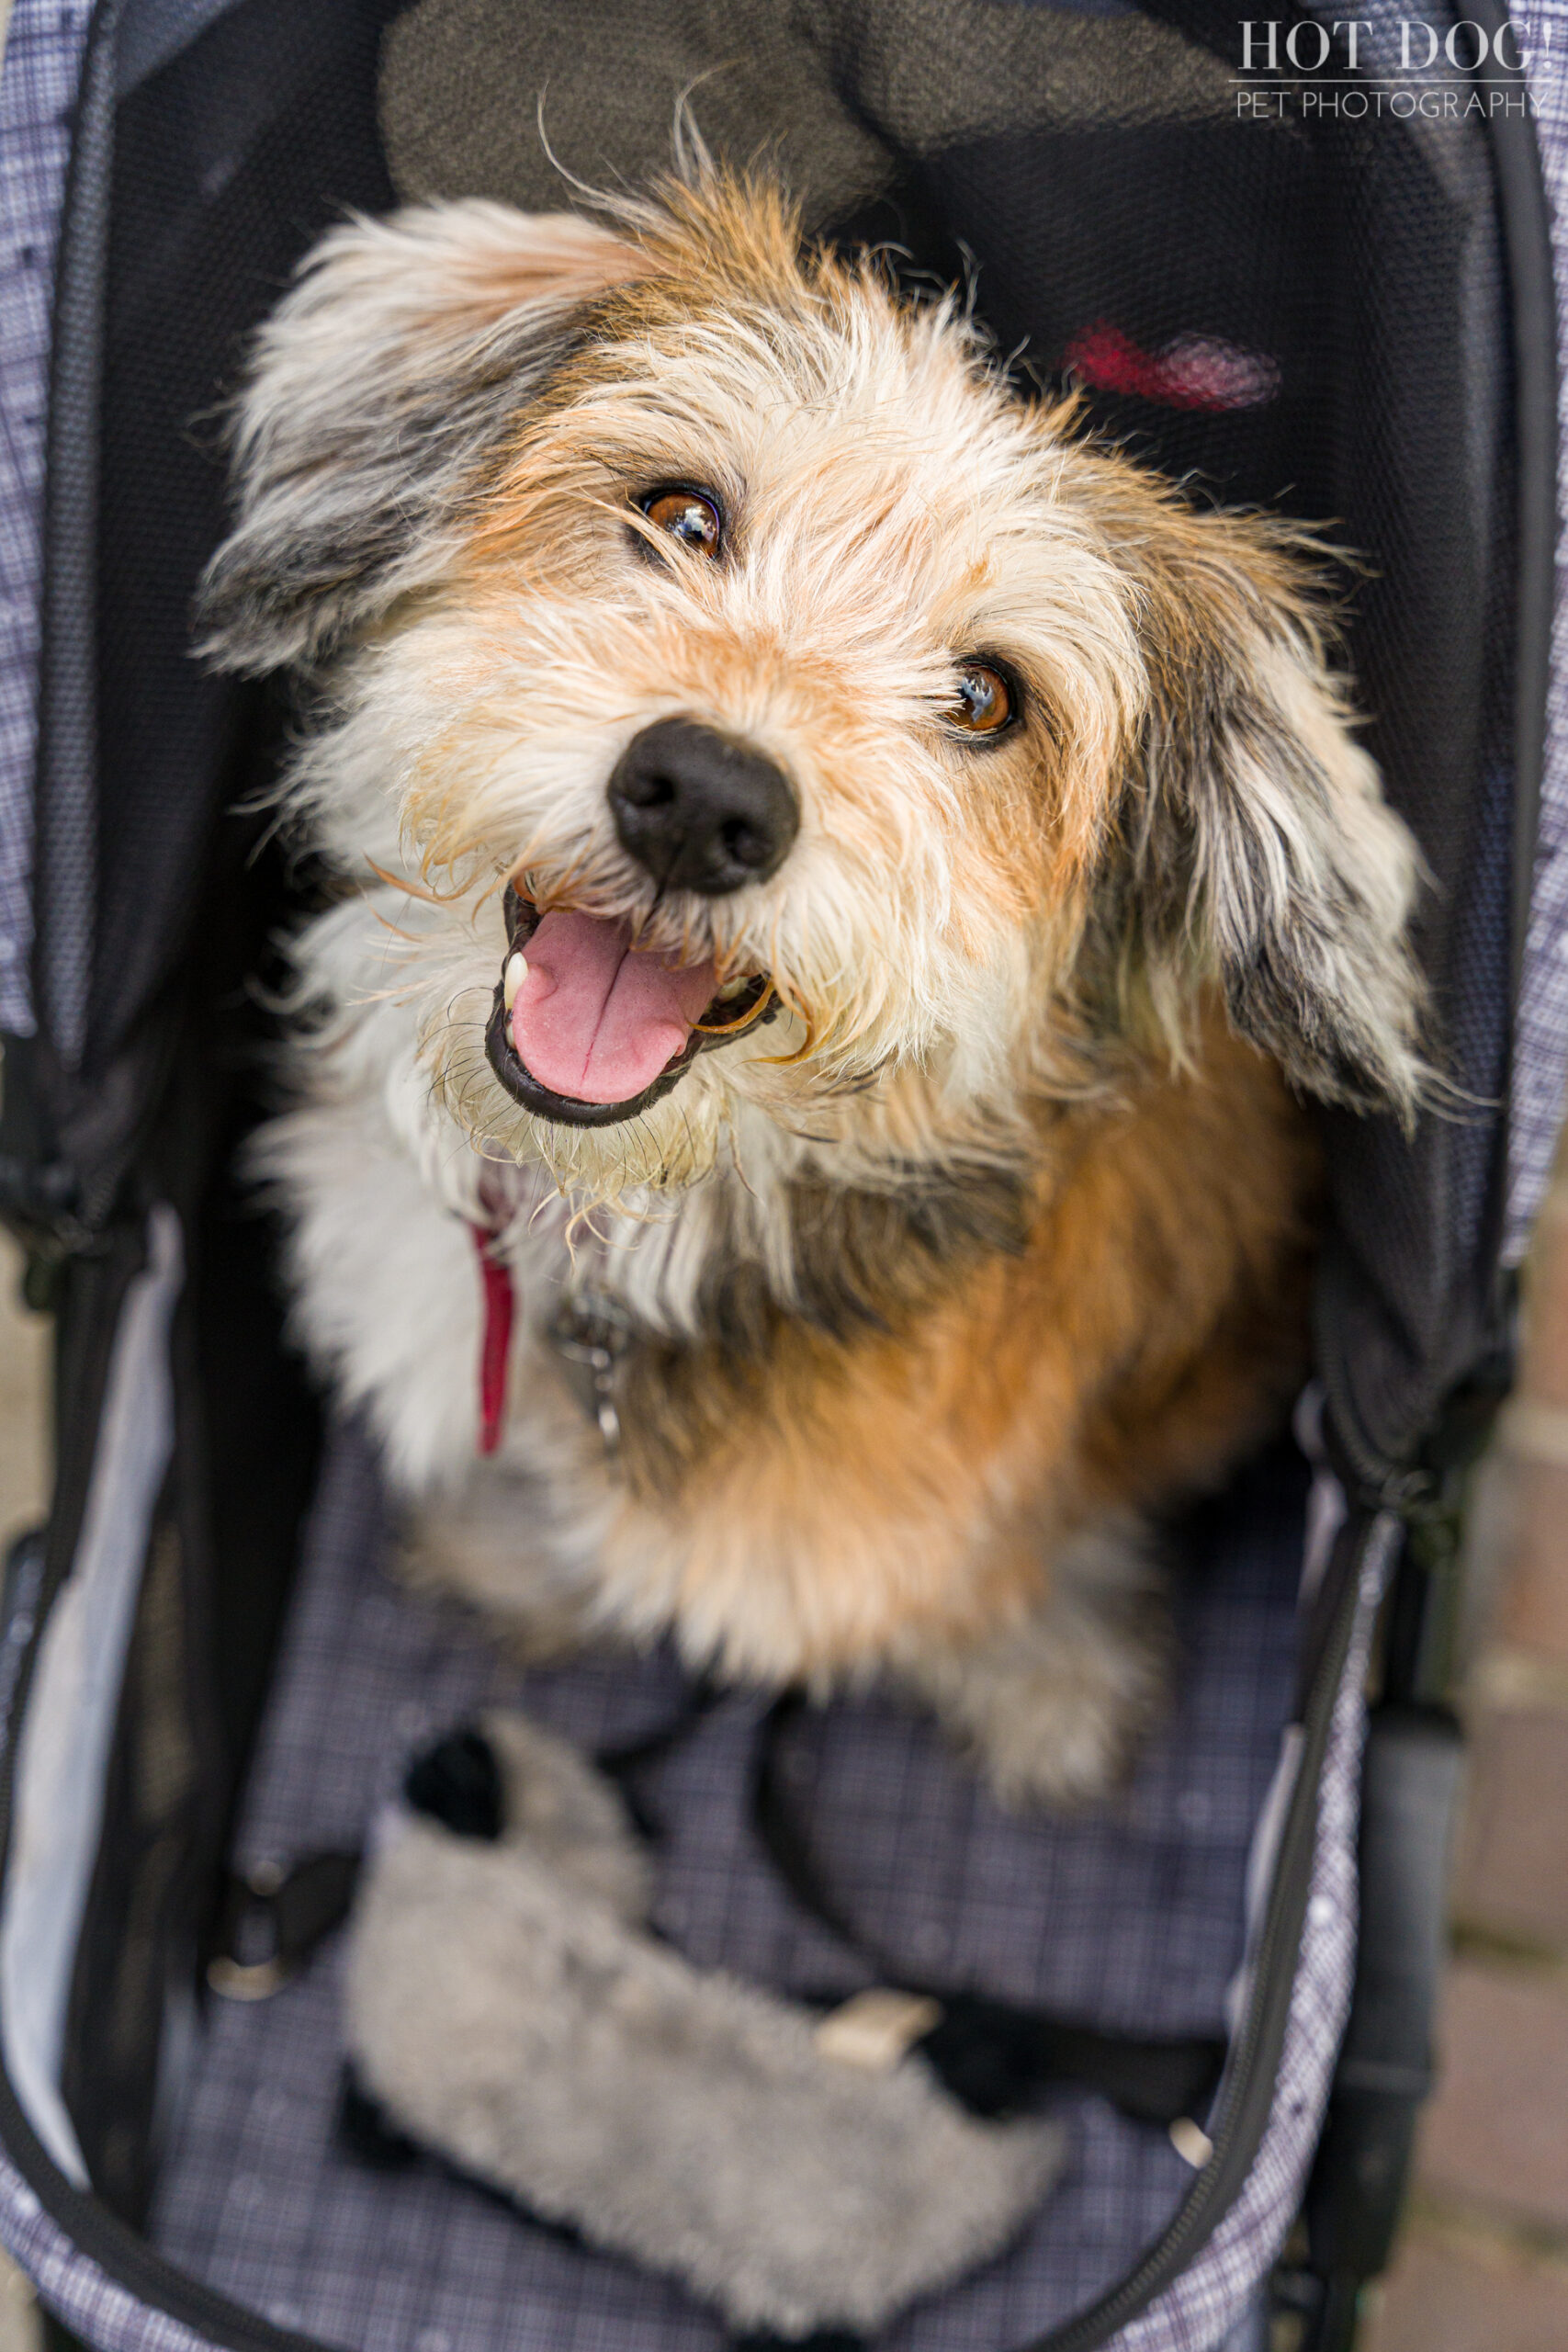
202, 164, 1426, 1203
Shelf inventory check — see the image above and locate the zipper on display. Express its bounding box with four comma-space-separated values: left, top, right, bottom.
1028, 1510, 1396, 2351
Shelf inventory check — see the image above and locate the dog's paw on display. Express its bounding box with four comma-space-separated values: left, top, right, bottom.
918, 1620, 1168, 1807
897, 1521, 1171, 1808
394, 1475, 606, 1664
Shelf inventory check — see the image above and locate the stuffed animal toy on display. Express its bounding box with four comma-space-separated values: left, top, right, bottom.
344, 1712, 1065, 2335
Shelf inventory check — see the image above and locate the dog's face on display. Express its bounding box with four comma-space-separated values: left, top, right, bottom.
203, 171, 1426, 1203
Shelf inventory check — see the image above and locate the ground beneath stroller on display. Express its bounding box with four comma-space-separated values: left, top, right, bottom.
150, 1425, 1308, 2352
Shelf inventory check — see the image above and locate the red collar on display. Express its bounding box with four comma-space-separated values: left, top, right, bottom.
469, 1226, 515, 1456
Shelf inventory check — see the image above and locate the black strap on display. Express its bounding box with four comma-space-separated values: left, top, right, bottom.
207, 1849, 362, 1999
591, 1679, 725, 1840
751, 1694, 1224, 2129
731, 2335, 863, 2352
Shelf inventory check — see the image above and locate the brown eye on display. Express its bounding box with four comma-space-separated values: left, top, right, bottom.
639, 487, 723, 558
949, 660, 1016, 738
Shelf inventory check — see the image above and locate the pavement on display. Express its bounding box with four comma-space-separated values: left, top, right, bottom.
0, 1170, 1565, 2348
1361, 1187, 1568, 2349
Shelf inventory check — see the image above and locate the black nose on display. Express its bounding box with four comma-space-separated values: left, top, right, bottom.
607, 719, 798, 895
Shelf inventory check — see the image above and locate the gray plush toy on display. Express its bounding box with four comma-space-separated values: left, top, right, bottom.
344, 1712, 1066, 2338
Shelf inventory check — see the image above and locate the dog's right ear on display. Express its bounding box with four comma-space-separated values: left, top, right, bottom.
197, 201, 647, 673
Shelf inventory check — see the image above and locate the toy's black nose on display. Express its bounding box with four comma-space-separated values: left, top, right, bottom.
607, 719, 798, 895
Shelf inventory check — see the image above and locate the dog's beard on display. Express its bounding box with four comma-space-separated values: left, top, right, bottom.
423, 967, 800, 1203
389, 864, 1036, 1219
396, 891, 1052, 1226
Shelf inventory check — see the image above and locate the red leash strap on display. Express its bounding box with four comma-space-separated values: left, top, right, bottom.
469, 1226, 515, 1456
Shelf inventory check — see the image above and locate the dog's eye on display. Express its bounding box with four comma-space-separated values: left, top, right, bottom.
949, 661, 1015, 738
639, 488, 723, 559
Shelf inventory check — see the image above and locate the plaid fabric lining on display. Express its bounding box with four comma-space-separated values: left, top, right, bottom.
0, 0, 90, 1038
0, 2162, 218, 2352
145, 1423, 1305, 2352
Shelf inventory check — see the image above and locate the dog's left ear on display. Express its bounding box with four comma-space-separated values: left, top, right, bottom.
1110, 495, 1427, 1122
197, 201, 649, 673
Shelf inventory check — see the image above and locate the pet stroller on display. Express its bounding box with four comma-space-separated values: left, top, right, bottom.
0, 0, 1560, 2346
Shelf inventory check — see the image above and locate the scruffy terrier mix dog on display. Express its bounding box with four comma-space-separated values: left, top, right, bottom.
201, 162, 1426, 1804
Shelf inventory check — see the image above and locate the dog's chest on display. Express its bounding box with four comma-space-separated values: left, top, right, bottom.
489, 1171, 735, 1475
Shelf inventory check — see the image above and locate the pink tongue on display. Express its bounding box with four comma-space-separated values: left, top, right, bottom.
511, 910, 717, 1104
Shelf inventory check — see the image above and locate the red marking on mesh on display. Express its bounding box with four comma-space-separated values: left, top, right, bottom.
471, 1226, 515, 1456
1065, 322, 1280, 413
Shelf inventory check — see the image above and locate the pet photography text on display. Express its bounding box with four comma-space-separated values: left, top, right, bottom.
1233, 10, 1551, 115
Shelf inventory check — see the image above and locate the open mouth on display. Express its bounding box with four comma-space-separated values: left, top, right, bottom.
483, 883, 777, 1129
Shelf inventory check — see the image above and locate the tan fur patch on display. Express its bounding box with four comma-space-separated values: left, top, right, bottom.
591, 1007, 1314, 1681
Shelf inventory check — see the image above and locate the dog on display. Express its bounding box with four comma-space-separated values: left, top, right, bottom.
199, 157, 1427, 1804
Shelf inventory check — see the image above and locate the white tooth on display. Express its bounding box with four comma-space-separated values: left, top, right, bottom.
716, 975, 750, 1001
503, 952, 527, 1012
